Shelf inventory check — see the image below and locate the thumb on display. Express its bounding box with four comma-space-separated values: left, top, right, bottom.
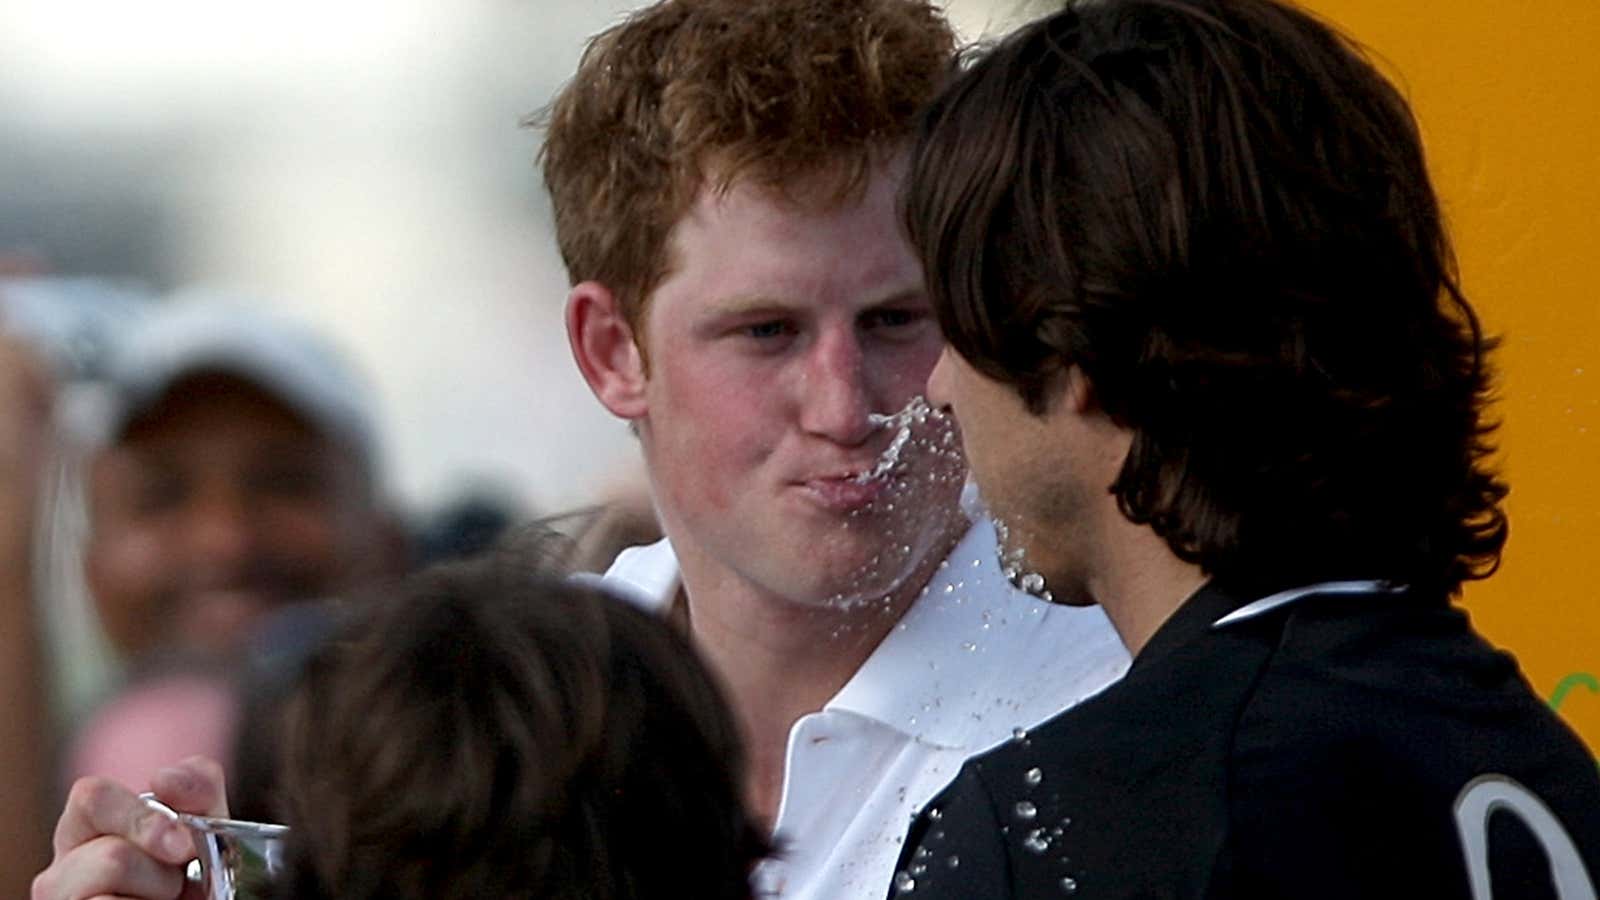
149, 756, 230, 818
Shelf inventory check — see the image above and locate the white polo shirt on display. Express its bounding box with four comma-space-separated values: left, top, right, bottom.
592, 520, 1130, 899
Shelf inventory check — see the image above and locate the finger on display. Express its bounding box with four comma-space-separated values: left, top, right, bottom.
32, 834, 185, 900
53, 778, 195, 865
148, 757, 229, 818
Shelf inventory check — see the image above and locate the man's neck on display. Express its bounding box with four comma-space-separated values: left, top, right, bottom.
1083, 517, 1208, 658
672, 527, 963, 827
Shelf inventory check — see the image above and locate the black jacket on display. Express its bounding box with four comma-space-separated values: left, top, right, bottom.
890, 582, 1600, 899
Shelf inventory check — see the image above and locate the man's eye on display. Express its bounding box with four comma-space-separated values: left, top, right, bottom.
861, 309, 923, 330
132, 474, 187, 514
248, 462, 332, 501
743, 321, 793, 339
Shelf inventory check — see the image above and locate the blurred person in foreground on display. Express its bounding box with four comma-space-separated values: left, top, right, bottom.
33, 2, 1131, 899
272, 552, 766, 900
891, 0, 1600, 896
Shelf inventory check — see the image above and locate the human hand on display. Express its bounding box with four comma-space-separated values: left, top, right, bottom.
32, 757, 230, 900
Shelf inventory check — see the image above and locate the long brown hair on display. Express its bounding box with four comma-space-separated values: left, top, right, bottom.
905, 0, 1507, 597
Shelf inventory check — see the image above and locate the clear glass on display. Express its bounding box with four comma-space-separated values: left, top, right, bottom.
140, 794, 289, 900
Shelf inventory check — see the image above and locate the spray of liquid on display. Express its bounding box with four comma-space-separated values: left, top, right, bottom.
989, 509, 1055, 603
820, 395, 966, 612
856, 395, 937, 484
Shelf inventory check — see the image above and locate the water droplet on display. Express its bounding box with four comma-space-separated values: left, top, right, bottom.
1060, 877, 1078, 893
943, 584, 955, 594
894, 871, 916, 893
910, 864, 927, 876
961, 641, 977, 652
1014, 801, 1038, 821
1025, 767, 1043, 787
1011, 727, 1029, 742
928, 808, 943, 821
1020, 572, 1046, 594
1023, 828, 1050, 853
972, 558, 982, 567
947, 855, 961, 869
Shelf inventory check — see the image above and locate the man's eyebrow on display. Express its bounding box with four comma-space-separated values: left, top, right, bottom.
698, 294, 799, 319
865, 288, 930, 308
697, 286, 929, 321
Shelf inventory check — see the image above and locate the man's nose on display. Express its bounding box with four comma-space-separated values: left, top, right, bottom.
798, 329, 878, 446
184, 484, 259, 568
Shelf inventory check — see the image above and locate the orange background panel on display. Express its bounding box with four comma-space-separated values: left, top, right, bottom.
1302, 0, 1600, 749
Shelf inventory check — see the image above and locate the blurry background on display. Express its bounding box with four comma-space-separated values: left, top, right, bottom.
2, 0, 1595, 738
0, 0, 1041, 521
1299, 0, 1600, 753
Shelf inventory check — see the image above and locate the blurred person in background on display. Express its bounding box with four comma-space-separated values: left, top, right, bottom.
0, 336, 55, 900
58, 300, 403, 789
82, 300, 397, 664
272, 550, 766, 900
0, 273, 151, 896
8, 299, 401, 898
34, 2, 1130, 899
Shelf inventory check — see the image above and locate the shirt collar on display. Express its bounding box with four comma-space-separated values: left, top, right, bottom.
596, 525, 1128, 752
826, 519, 1128, 750
1135, 577, 1404, 671
588, 538, 681, 615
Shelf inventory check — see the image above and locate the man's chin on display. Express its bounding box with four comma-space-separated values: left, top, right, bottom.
782, 545, 939, 611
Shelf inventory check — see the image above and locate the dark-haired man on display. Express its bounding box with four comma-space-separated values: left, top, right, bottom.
891, 0, 1600, 896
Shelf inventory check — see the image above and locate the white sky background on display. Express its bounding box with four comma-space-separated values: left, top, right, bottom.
0, 0, 1042, 520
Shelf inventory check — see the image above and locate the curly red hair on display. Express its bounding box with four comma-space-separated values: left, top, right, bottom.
537, 0, 954, 344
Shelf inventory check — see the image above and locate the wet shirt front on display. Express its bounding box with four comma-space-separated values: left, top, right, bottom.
890, 582, 1600, 899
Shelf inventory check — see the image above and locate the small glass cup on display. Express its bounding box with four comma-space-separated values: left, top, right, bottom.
140, 794, 290, 900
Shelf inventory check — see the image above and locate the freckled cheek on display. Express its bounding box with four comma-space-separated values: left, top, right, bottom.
653, 390, 778, 517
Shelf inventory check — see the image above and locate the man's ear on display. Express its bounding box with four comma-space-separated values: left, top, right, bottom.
567, 281, 648, 420
1062, 364, 1095, 415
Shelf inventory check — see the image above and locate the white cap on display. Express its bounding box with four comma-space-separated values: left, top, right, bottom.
96, 301, 379, 470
